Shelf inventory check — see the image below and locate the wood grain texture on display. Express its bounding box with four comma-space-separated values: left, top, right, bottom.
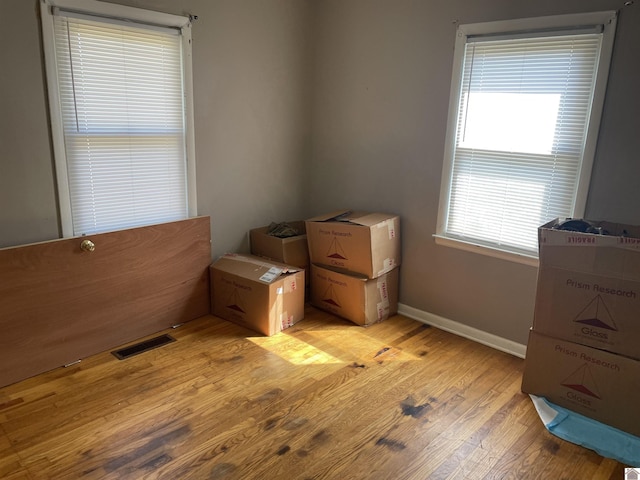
0, 306, 628, 479
0, 217, 211, 388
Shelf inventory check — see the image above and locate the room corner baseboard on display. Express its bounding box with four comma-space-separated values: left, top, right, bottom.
397, 303, 527, 359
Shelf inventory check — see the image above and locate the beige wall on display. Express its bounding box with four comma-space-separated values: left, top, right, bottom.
188, 0, 313, 255
0, 0, 313, 255
308, 0, 640, 344
2, 0, 639, 345
0, 1, 59, 247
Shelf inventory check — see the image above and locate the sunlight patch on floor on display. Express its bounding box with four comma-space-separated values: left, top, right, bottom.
248, 334, 345, 366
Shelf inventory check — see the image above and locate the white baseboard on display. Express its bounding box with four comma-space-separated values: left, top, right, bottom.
397, 303, 527, 359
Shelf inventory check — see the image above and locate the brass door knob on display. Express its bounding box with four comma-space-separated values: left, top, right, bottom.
80, 239, 95, 252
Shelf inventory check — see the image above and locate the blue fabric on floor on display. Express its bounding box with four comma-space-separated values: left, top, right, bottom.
529, 394, 640, 466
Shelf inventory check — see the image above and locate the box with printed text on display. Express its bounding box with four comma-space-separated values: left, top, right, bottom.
309, 263, 399, 326
210, 253, 305, 336
521, 329, 640, 438
305, 210, 401, 279
534, 218, 640, 360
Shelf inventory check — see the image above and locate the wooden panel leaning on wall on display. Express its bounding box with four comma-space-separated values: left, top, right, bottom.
0, 217, 211, 388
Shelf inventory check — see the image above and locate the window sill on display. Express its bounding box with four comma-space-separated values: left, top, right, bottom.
433, 234, 539, 268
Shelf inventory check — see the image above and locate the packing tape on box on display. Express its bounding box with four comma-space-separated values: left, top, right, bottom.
280, 312, 294, 330
284, 276, 298, 293
373, 218, 398, 240
375, 218, 397, 240
387, 218, 397, 240
377, 302, 389, 321
540, 230, 640, 250
377, 258, 397, 277
377, 277, 391, 321
377, 277, 390, 303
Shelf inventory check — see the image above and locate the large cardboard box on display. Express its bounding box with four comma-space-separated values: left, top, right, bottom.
249, 221, 309, 269
210, 254, 305, 336
305, 210, 401, 279
535, 218, 640, 359
309, 264, 399, 326
521, 329, 640, 438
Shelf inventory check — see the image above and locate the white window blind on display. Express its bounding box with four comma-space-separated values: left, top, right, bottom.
437, 13, 616, 261
49, 7, 191, 236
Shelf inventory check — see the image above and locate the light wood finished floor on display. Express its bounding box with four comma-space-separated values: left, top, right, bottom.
0, 306, 628, 479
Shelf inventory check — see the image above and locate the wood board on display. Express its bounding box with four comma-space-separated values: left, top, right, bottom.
0, 217, 211, 388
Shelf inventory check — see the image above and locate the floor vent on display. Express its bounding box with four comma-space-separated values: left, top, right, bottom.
112, 334, 176, 360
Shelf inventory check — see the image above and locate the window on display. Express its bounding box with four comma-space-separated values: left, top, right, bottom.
41, 0, 197, 237
435, 12, 617, 265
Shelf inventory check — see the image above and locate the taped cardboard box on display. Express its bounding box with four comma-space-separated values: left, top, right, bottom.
310, 264, 399, 326
305, 210, 401, 279
535, 218, 640, 359
210, 254, 304, 336
521, 329, 640, 438
538, 218, 640, 278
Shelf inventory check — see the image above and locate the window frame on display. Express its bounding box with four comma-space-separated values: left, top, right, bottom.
40, 0, 198, 238
435, 11, 617, 266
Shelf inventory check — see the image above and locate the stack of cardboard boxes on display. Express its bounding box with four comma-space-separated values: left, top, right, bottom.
522, 218, 640, 437
209, 220, 309, 336
305, 210, 401, 326
209, 210, 402, 337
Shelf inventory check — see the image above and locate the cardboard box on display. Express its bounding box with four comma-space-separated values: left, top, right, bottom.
249, 221, 309, 268
535, 218, 640, 359
538, 218, 640, 280
305, 210, 401, 279
309, 264, 399, 326
521, 329, 640, 438
210, 254, 305, 336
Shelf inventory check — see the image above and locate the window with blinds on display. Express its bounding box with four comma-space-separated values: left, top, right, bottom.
436, 12, 617, 263
41, 0, 196, 237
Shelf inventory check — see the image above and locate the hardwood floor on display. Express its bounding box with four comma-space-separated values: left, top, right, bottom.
0, 306, 628, 479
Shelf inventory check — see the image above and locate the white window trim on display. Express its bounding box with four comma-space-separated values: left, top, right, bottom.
40, 0, 198, 238
435, 11, 617, 265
